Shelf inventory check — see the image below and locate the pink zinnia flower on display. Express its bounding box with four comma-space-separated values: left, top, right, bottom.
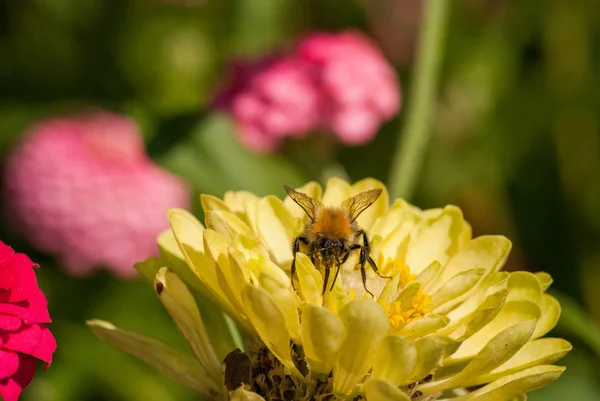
2, 110, 191, 278
297, 31, 401, 145
0, 241, 56, 401
215, 56, 323, 152
215, 31, 400, 152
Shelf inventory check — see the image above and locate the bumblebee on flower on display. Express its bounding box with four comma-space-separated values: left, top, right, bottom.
285, 185, 390, 297
90, 178, 571, 401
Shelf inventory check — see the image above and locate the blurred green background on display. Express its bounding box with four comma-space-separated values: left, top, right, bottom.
1, 0, 599, 400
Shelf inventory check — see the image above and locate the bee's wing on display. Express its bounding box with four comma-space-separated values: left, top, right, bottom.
284, 185, 323, 221
342, 188, 383, 222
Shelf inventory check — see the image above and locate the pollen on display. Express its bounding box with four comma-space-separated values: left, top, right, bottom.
380, 288, 432, 332
379, 257, 416, 288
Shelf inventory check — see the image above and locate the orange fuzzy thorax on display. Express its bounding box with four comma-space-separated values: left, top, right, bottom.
312, 208, 353, 240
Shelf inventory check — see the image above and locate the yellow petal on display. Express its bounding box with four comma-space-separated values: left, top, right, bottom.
224, 190, 259, 214
507, 271, 542, 304
140, 252, 242, 363
154, 268, 221, 384
180, 243, 237, 318
301, 304, 345, 374
454, 365, 566, 401
294, 253, 323, 305
431, 235, 512, 293
414, 260, 442, 293
446, 289, 509, 341
371, 199, 418, 241
168, 208, 205, 252
168, 209, 230, 307
333, 300, 389, 394
469, 338, 572, 386
446, 301, 540, 362
410, 335, 457, 382
532, 294, 561, 339
230, 387, 266, 401
371, 335, 417, 386
431, 268, 485, 311
205, 210, 255, 244
399, 315, 450, 340
364, 378, 411, 401
405, 206, 466, 275
157, 230, 214, 296
224, 190, 261, 233
201, 193, 232, 214
203, 230, 247, 314
322, 177, 352, 206
257, 271, 301, 340
256, 195, 295, 266
422, 319, 537, 392
248, 257, 290, 288
157, 228, 188, 267
241, 284, 301, 377
87, 320, 220, 396
441, 272, 509, 335
534, 272, 553, 292
377, 210, 421, 262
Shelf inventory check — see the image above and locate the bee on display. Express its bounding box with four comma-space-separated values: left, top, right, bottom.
284, 185, 390, 297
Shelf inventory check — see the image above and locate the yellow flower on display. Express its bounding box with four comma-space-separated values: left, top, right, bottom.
89, 178, 571, 400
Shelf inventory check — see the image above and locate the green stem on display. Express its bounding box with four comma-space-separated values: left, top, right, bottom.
388, 0, 450, 200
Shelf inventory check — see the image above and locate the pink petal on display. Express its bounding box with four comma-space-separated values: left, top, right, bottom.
0, 245, 39, 303
330, 108, 379, 145
0, 354, 37, 401
0, 315, 23, 331
1, 324, 42, 355
0, 349, 19, 379
236, 123, 282, 153
0, 290, 51, 325
31, 325, 56, 366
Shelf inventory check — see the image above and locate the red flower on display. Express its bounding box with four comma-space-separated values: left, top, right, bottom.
0, 241, 56, 401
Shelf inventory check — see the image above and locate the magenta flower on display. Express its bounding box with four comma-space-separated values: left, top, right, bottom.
215, 31, 400, 152
298, 31, 401, 145
215, 56, 323, 152
2, 110, 191, 278
0, 241, 56, 401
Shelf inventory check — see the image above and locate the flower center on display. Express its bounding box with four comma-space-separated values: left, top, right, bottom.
379, 259, 432, 332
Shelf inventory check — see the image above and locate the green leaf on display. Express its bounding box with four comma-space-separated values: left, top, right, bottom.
192, 113, 307, 196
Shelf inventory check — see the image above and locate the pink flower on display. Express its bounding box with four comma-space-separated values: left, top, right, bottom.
214, 31, 400, 151
297, 31, 401, 145
215, 56, 323, 152
0, 241, 56, 401
2, 110, 191, 278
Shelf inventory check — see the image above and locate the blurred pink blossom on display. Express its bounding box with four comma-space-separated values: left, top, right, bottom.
298, 31, 401, 145
2, 110, 190, 278
215, 31, 400, 152
215, 56, 323, 152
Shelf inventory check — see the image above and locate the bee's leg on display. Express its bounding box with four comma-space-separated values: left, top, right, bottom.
359, 230, 391, 279
332, 245, 359, 290
322, 263, 331, 295
329, 257, 343, 291
357, 244, 375, 297
291, 236, 309, 291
